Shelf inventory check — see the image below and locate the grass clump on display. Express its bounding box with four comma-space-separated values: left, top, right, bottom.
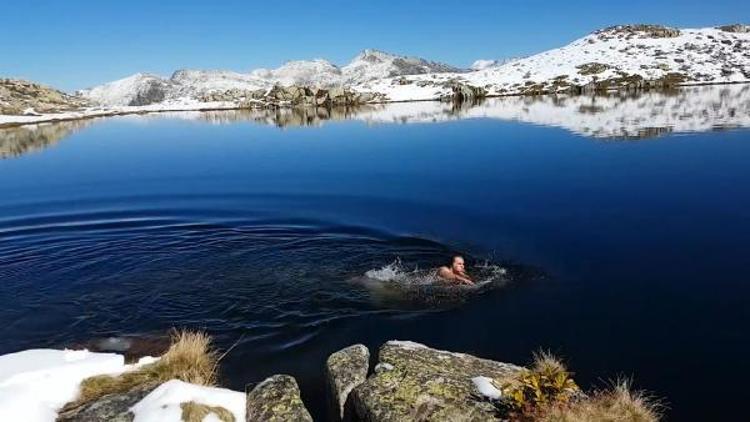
494, 352, 660, 421
180, 401, 234, 422
70, 330, 217, 409
536, 379, 661, 422
501, 351, 580, 415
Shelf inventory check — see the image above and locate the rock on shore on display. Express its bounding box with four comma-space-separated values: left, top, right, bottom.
326, 344, 369, 421
245, 375, 313, 422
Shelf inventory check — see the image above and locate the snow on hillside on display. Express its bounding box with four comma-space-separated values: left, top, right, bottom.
340, 49, 465, 84
79, 50, 462, 107
76, 73, 171, 107
78, 70, 270, 107
357, 25, 750, 101
9, 24, 750, 121
251, 59, 342, 87
470, 58, 520, 71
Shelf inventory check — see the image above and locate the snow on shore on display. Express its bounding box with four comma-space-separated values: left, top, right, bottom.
0, 349, 155, 422
131, 380, 245, 422
0, 347, 244, 422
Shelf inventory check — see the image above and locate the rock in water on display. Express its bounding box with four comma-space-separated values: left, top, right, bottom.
245, 375, 312, 422
351, 341, 523, 421
56, 383, 158, 422
326, 344, 370, 421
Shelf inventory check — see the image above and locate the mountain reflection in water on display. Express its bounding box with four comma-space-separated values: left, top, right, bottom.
1, 84, 749, 158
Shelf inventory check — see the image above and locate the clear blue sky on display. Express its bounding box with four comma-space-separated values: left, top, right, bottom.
1, 0, 747, 91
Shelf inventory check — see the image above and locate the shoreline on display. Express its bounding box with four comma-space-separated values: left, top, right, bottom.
2, 80, 748, 129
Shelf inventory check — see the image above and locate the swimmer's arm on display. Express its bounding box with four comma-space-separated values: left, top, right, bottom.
455, 271, 474, 285
438, 267, 455, 280
457, 275, 474, 285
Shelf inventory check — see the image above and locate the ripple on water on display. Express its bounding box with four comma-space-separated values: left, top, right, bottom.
0, 200, 522, 354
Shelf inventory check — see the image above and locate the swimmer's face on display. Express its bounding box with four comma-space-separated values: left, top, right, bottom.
451, 257, 465, 273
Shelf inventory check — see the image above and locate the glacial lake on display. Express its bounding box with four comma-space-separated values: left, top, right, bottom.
2, 85, 750, 420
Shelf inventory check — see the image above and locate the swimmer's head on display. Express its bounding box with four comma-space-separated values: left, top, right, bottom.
450, 256, 465, 273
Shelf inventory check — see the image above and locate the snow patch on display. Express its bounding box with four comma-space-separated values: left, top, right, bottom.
0, 349, 155, 422
472, 376, 502, 400
130, 380, 245, 422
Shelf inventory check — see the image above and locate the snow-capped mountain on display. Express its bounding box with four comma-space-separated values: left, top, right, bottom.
77, 73, 172, 107
22, 24, 750, 116
79, 50, 463, 106
340, 49, 465, 85
250, 59, 342, 87
358, 24, 750, 101
78, 70, 271, 107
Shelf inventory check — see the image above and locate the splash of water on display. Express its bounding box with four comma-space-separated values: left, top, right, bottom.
364, 257, 508, 288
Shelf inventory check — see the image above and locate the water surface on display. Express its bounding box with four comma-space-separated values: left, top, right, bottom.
2, 85, 750, 420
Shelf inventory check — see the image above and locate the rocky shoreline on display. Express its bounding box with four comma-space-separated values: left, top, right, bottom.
51, 339, 659, 422
2, 78, 749, 130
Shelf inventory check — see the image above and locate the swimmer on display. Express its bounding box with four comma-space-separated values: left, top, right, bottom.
438, 255, 474, 285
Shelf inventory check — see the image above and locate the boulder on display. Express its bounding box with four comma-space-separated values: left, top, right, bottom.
56, 382, 158, 422
717, 24, 750, 33
351, 341, 522, 422
326, 344, 370, 421
449, 84, 486, 103
245, 375, 312, 422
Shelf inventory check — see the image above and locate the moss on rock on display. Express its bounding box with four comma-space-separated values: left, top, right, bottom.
351, 341, 522, 421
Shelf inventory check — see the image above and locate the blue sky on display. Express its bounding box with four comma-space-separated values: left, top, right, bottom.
1, 0, 747, 91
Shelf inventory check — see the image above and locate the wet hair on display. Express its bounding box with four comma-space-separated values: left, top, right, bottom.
450, 255, 463, 265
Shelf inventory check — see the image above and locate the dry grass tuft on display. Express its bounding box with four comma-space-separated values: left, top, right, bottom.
501, 350, 580, 414
68, 330, 217, 410
531, 350, 568, 375
180, 401, 235, 422
537, 379, 662, 422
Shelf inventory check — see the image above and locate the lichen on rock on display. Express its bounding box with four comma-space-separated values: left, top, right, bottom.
245, 374, 313, 422
351, 341, 523, 421
326, 344, 370, 421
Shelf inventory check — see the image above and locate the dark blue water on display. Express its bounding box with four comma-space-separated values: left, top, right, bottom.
2, 90, 750, 420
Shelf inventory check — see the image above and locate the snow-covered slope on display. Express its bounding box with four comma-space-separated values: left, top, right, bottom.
78, 70, 270, 107
25, 24, 750, 115
79, 50, 462, 107
358, 24, 750, 100
77, 73, 173, 107
470, 58, 520, 71
251, 59, 342, 87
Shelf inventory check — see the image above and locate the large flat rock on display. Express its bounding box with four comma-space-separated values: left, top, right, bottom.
351, 341, 522, 422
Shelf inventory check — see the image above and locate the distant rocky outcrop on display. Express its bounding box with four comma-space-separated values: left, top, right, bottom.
199, 85, 387, 108
717, 24, 750, 33
594, 24, 682, 39
0, 79, 90, 115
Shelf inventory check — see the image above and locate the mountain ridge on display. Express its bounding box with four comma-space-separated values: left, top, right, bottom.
3, 23, 748, 122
